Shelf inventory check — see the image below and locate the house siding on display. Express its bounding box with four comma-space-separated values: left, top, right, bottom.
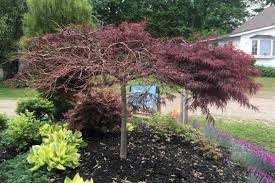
218, 27, 275, 68
240, 28, 275, 67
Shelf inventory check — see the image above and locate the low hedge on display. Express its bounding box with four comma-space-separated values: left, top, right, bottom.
255, 65, 275, 77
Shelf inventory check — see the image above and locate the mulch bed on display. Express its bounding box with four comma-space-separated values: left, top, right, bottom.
0, 145, 18, 164
51, 124, 248, 183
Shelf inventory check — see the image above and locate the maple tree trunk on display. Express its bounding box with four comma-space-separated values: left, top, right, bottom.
120, 83, 128, 159
180, 88, 189, 124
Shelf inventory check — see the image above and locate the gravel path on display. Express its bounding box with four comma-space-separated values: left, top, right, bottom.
0, 92, 274, 125
0, 100, 17, 116
163, 92, 275, 124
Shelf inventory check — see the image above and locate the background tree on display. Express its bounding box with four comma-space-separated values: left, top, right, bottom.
23, 0, 95, 36
93, 0, 252, 38
0, 0, 26, 78
93, 0, 146, 25
21, 22, 260, 159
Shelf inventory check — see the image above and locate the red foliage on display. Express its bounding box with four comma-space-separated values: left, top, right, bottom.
21, 22, 261, 116
21, 23, 158, 96
64, 91, 121, 135
156, 39, 261, 113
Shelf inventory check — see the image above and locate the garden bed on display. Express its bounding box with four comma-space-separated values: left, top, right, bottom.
51, 124, 248, 183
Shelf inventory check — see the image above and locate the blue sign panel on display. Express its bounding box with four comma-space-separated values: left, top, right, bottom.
129, 85, 159, 109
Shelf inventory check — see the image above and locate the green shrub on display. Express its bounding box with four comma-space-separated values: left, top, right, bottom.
255, 65, 275, 77
16, 96, 56, 120
64, 173, 94, 183
27, 124, 83, 171
0, 113, 8, 131
5, 112, 45, 150
0, 153, 50, 183
23, 0, 95, 36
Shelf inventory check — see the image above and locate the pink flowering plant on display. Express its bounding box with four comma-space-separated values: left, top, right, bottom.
248, 168, 275, 183
202, 123, 275, 182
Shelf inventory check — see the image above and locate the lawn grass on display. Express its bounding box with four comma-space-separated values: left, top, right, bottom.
0, 84, 38, 100
190, 116, 275, 153
255, 77, 275, 93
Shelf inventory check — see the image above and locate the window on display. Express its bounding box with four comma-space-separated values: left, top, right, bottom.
260, 40, 271, 56
252, 39, 275, 57
252, 40, 258, 55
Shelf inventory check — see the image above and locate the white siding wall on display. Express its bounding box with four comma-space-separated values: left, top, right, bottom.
218, 27, 275, 67
239, 28, 275, 67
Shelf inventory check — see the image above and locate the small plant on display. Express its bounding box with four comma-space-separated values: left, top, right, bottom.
0, 113, 8, 131
121, 179, 132, 183
248, 168, 274, 183
16, 96, 56, 120
127, 123, 136, 133
39, 124, 84, 148
27, 124, 83, 171
147, 113, 199, 141
64, 173, 94, 183
203, 124, 233, 148
27, 140, 80, 171
0, 153, 50, 183
5, 112, 45, 150
192, 138, 222, 160
65, 92, 121, 135
202, 123, 275, 176
39, 123, 64, 137
145, 114, 221, 160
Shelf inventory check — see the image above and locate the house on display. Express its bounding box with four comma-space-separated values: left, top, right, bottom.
216, 5, 275, 67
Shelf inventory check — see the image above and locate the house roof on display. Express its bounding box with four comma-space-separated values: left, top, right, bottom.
232, 5, 275, 34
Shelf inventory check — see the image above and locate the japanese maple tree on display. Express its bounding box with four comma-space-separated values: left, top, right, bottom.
21, 22, 260, 159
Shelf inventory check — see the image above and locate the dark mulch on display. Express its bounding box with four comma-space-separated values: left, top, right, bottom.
0, 145, 18, 164
51, 124, 248, 183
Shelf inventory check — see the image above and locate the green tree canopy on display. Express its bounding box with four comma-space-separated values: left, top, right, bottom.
23, 0, 95, 36
0, 0, 26, 62
93, 0, 252, 38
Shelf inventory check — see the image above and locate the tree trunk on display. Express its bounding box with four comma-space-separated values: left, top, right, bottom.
180, 88, 189, 124
120, 83, 128, 159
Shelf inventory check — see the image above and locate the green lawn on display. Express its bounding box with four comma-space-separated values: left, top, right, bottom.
191, 116, 275, 153
255, 77, 275, 93
0, 84, 38, 100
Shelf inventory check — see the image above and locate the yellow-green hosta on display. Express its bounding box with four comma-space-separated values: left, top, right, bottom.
27, 141, 80, 171
64, 173, 94, 183
39, 124, 84, 148
39, 123, 64, 138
